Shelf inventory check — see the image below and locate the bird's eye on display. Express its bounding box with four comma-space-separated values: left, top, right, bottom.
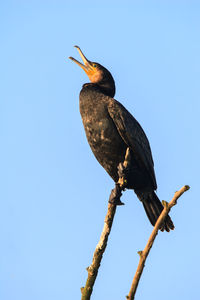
93, 64, 97, 68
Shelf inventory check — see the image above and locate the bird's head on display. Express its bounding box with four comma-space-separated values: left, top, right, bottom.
69, 46, 115, 97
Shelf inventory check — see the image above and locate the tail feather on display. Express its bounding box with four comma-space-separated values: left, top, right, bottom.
135, 190, 174, 232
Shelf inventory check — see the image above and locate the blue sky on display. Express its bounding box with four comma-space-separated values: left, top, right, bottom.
1, 1, 199, 300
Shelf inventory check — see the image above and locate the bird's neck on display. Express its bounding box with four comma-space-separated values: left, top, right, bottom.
83, 80, 115, 98
98, 79, 116, 97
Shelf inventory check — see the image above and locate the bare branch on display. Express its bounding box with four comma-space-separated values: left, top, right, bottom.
81, 202, 117, 300
81, 148, 131, 300
126, 185, 190, 300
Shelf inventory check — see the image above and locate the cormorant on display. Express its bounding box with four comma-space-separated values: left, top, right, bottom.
69, 46, 174, 232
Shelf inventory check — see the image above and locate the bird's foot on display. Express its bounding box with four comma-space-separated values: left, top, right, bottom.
117, 162, 130, 190
109, 183, 124, 206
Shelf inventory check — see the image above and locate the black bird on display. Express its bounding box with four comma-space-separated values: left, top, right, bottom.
69, 46, 174, 232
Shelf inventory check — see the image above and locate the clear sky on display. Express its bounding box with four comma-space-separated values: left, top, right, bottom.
1, 1, 199, 300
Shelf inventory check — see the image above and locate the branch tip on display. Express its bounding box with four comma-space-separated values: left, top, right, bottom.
162, 200, 169, 208
185, 185, 190, 191
124, 147, 131, 168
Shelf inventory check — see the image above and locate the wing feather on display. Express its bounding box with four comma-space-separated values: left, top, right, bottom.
108, 99, 157, 189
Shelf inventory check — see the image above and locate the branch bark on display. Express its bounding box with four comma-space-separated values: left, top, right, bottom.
126, 185, 190, 300
81, 148, 131, 300
81, 202, 117, 300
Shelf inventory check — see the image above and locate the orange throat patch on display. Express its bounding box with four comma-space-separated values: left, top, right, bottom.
87, 69, 103, 83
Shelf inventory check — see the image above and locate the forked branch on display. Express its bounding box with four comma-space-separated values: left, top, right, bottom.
80, 146, 189, 300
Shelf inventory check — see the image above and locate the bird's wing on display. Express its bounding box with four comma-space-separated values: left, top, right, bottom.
108, 99, 157, 189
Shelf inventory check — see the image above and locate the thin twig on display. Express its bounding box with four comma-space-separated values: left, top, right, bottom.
81, 148, 131, 300
126, 185, 190, 300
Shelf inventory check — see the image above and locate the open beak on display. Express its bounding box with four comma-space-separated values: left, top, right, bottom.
69, 46, 93, 75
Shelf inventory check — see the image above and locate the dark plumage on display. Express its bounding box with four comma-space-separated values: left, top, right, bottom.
69, 46, 174, 232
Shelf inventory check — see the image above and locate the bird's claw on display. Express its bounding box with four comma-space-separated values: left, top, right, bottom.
109, 184, 124, 205
117, 162, 130, 189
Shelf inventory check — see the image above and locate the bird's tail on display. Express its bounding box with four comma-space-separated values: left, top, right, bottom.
135, 190, 174, 232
